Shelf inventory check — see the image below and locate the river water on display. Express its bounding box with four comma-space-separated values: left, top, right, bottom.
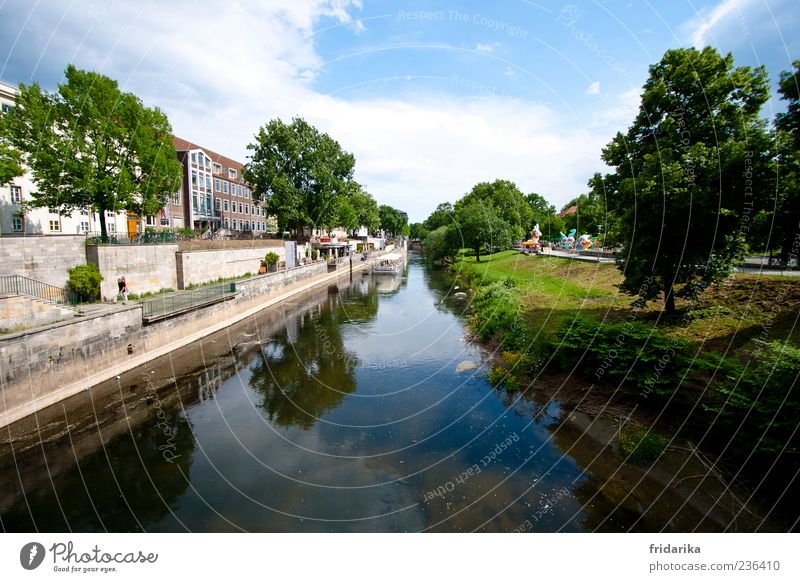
0, 254, 751, 532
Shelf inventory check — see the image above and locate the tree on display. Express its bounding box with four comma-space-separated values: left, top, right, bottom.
423, 225, 454, 264
601, 47, 771, 312
410, 222, 429, 240
451, 200, 513, 261
379, 204, 407, 237
0, 142, 23, 186
774, 60, 800, 265
2, 65, 182, 239
244, 117, 355, 236
423, 202, 455, 231
348, 184, 380, 233
456, 180, 533, 240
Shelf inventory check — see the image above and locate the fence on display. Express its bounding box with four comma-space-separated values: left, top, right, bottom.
141, 282, 237, 321
0, 275, 78, 305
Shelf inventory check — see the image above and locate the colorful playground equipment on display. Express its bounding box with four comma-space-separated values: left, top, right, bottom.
521, 224, 543, 253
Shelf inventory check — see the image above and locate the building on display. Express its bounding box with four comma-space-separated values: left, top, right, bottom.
155, 137, 275, 234
0, 81, 127, 236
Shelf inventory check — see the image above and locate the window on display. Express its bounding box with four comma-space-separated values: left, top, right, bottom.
146, 215, 156, 226
193, 194, 198, 211
214, 178, 221, 191
224, 219, 229, 228
1, 103, 12, 115
49, 219, 61, 232
49, 206, 60, 215
222, 181, 228, 194
171, 192, 181, 205
228, 168, 237, 179
191, 171, 197, 187
109, 223, 116, 234
232, 220, 237, 230
215, 198, 221, 211
224, 200, 229, 212
10, 185, 21, 203
80, 220, 90, 233
245, 204, 249, 215
213, 163, 222, 174
206, 176, 212, 190
80, 208, 89, 216
12, 216, 23, 232
191, 153, 197, 164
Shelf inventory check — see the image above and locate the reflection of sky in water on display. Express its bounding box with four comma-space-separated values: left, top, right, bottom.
149, 258, 589, 532
1, 256, 591, 532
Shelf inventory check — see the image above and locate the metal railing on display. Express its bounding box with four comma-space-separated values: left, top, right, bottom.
0, 275, 78, 305
141, 282, 237, 320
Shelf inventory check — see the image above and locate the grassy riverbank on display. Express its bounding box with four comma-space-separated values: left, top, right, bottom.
452, 250, 800, 472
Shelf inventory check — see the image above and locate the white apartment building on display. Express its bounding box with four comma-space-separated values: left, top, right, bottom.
0, 81, 127, 237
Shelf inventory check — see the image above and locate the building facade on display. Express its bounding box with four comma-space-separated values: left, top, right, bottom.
156, 137, 275, 234
0, 81, 127, 237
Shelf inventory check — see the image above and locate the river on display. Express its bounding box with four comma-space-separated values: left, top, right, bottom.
0, 253, 760, 532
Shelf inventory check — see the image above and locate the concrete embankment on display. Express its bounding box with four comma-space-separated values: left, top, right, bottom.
0, 252, 395, 428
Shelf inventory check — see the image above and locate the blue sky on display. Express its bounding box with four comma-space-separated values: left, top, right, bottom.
1, 0, 797, 222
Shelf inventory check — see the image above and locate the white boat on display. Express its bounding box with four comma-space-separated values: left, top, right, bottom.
372, 252, 403, 275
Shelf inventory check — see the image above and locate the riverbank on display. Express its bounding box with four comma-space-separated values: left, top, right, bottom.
451, 250, 800, 528
0, 250, 400, 428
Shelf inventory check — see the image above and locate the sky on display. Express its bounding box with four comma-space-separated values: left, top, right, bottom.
0, 0, 797, 222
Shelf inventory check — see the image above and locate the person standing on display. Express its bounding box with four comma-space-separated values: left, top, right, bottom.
116, 276, 128, 304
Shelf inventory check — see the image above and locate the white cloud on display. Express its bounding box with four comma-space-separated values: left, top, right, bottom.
2, 0, 619, 220
685, 0, 753, 48
475, 43, 493, 54
586, 81, 601, 95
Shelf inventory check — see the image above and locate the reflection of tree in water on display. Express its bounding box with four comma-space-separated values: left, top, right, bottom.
250, 289, 375, 429
1, 403, 195, 532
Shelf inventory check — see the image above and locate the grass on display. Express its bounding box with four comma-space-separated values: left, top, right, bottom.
454, 250, 800, 351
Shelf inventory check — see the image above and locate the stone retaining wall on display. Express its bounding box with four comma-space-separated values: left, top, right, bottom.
86, 244, 179, 300
0, 235, 86, 288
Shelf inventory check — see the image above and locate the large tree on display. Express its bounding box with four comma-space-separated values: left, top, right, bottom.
456, 179, 533, 240
601, 47, 771, 312
451, 200, 513, 262
774, 60, 800, 265
423, 202, 455, 231
349, 184, 380, 233
2, 65, 181, 239
379, 204, 407, 237
244, 117, 355, 236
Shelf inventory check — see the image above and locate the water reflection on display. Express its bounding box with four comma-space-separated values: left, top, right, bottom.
0, 254, 762, 532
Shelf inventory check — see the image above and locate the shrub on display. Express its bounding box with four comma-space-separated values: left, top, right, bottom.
67, 264, 103, 302
488, 366, 522, 393
265, 252, 280, 267
704, 340, 800, 455
311, 249, 319, 260
619, 422, 666, 464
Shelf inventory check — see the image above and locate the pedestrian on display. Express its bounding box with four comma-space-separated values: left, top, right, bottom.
116, 276, 128, 304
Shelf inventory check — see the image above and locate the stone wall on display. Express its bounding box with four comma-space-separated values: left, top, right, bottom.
0, 235, 86, 287
86, 244, 178, 300
176, 245, 287, 289
0, 258, 343, 426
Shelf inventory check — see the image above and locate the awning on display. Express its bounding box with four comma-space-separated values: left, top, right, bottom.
522, 240, 539, 246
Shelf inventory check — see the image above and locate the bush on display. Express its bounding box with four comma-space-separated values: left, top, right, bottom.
67, 264, 103, 302
265, 252, 280, 267
488, 367, 521, 392
311, 249, 319, 260
619, 422, 666, 464
704, 340, 800, 455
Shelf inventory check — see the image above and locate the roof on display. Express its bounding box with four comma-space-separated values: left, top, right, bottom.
558, 205, 578, 217
381, 253, 402, 261
172, 136, 245, 172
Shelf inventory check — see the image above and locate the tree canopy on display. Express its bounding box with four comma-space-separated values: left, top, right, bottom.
450, 200, 513, 262
600, 47, 771, 312
455, 179, 532, 240
773, 60, 800, 264
1, 64, 182, 238
378, 204, 407, 237
244, 117, 356, 235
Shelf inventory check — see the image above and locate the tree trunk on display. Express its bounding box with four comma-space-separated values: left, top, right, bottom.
664, 281, 676, 314
99, 210, 108, 241
475, 245, 481, 262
